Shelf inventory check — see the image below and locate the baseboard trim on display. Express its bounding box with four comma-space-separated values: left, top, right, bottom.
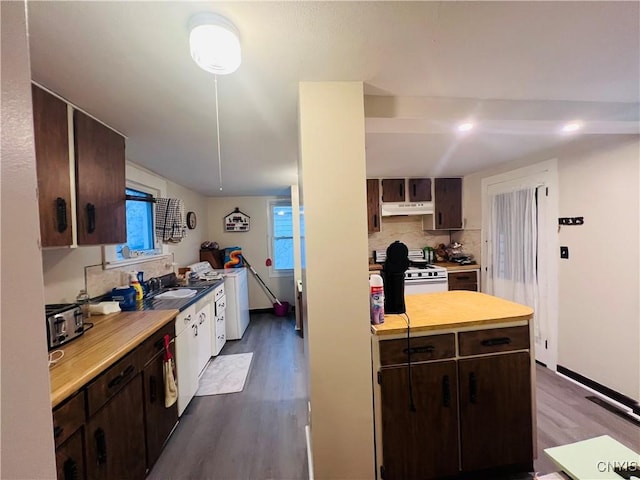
556, 365, 640, 416
305, 424, 314, 480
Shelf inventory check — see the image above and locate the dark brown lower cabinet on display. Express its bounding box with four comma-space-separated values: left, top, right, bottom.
142, 349, 178, 470
56, 429, 86, 480
458, 352, 533, 472
86, 375, 146, 480
380, 361, 459, 480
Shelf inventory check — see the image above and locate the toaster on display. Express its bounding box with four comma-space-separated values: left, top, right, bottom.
46, 304, 84, 350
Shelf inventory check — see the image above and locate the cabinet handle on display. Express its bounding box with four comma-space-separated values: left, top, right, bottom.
412, 183, 416, 198
469, 373, 477, 404
194, 324, 198, 336
373, 214, 378, 228
86, 203, 96, 233
442, 375, 451, 407
95, 428, 107, 465
107, 364, 135, 390
149, 375, 157, 403
399, 182, 404, 198
456, 276, 471, 281
402, 345, 434, 355
63, 458, 79, 480
481, 337, 511, 347
56, 197, 68, 233
438, 212, 442, 226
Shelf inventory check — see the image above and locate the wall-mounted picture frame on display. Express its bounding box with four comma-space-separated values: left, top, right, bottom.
224, 207, 250, 232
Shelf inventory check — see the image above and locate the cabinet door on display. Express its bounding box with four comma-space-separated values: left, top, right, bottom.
408, 178, 432, 202
142, 350, 178, 471
175, 326, 197, 417
74, 110, 126, 245
86, 375, 146, 480
56, 428, 86, 480
366, 179, 380, 233
380, 361, 459, 480
381, 179, 405, 203
458, 352, 533, 472
32, 85, 73, 247
434, 178, 462, 229
212, 311, 226, 356
196, 304, 212, 374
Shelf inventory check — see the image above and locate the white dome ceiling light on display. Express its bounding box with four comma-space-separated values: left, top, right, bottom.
188, 13, 242, 191
188, 13, 241, 75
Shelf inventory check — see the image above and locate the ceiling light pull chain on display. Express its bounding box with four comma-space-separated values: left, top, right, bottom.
214, 74, 223, 191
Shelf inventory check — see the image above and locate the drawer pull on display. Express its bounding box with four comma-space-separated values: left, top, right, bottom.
53, 425, 64, 438
95, 428, 107, 465
481, 337, 511, 347
469, 373, 477, 404
107, 364, 135, 390
402, 345, 435, 355
442, 375, 450, 407
86, 203, 96, 233
56, 197, 68, 233
63, 458, 79, 480
454, 275, 470, 280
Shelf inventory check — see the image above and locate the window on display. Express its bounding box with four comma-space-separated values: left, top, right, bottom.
269, 202, 305, 274
116, 188, 157, 260
102, 163, 169, 267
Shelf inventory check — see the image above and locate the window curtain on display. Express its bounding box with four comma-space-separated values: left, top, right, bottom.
489, 187, 540, 337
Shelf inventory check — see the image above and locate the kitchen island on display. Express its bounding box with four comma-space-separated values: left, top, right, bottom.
371, 291, 535, 480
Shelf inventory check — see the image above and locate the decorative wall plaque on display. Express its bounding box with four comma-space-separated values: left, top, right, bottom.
224, 207, 250, 232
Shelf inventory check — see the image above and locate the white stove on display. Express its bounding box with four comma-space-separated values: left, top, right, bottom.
373, 249, 448, 294
187, 261, 224, 282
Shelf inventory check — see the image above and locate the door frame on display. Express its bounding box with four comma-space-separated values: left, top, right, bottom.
481, 159, 559, 370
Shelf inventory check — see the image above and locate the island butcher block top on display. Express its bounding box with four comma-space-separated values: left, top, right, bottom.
49, 309, 178, 408
372, 291, 533, 335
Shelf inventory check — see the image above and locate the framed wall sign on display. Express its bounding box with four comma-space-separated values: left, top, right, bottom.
224, 207, 250, 232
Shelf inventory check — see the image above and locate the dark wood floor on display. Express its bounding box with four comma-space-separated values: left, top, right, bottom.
148, 313, 308, 480
150, 313, 639, 479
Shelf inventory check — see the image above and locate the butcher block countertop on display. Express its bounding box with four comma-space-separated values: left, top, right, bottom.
371, 291, 533, 336
49, 309, 178, 408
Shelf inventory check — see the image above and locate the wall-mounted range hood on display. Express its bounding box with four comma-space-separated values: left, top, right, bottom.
380, 201, 434, 216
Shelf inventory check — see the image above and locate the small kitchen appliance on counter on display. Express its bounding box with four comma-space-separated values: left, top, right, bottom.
380, 241, 410, 314
46, 303, 84, 350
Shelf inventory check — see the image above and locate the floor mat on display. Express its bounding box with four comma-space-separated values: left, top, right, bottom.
195, 353, 253, 396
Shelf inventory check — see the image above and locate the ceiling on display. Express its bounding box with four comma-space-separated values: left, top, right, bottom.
27, 1, 640, 197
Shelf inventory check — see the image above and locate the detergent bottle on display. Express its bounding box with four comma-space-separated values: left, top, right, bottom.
130, 271, 144, 301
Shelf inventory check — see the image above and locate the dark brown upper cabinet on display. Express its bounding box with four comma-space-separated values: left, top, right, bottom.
74, 110, 126, 245
381, 179, 405, 203
408, 178, 432, 202
32, 85, 73, 247
367, 179, 381, 233
433, 177, 462, 230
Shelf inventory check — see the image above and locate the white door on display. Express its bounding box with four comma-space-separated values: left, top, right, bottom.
482, 160, 559, 369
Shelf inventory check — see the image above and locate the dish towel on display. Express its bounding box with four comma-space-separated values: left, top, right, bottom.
162, 334, 178, 408
155, 198, 187, 243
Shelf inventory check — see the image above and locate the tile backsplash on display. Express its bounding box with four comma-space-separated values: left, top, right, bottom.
86, 257, 174, 299
368, 216, 481, 263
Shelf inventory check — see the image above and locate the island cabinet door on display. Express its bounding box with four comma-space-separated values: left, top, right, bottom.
86, 375, 146, 480
458, 352, 533, 472
380, 361, 459, 480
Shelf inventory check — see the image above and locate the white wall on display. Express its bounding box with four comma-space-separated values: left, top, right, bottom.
1, 1, 57, 476
206, 196, 295, 309
299, 82, 375, 479
42, 163, 210, 303
464, 135, 640, 402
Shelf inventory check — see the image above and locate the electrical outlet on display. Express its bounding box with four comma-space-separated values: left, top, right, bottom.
560, 246, 569, 259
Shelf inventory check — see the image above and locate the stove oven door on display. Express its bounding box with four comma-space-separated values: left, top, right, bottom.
404, 277, 448, 295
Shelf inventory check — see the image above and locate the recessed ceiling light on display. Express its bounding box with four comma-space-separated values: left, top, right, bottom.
456, 122, 475, 132
561, 121, 583, 133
